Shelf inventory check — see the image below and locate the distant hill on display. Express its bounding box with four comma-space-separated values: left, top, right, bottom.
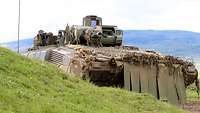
123, 30, 200, 59
0, 38, 33, 52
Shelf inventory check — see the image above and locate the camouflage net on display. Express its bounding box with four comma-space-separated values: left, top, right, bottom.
69, 45, 199, 89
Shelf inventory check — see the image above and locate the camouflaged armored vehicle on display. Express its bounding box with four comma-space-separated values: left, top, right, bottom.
25, 15, 199, 105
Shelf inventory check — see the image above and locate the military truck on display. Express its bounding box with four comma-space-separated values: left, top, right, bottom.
27, 15, 199, 105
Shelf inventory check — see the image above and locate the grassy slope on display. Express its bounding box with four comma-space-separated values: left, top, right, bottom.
0, 47, 189, 113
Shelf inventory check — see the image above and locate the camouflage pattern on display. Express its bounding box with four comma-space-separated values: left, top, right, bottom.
27, 15, 199, 105
25, 45, 199, 102
33, 30, 57, 49
33, 15, 122, 49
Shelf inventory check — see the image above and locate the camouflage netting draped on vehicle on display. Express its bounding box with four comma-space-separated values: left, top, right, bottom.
25, 45, 199, 105
25, 15, 199, 105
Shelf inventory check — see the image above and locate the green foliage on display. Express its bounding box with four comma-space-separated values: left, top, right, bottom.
186, 83, 200, 101
0, 47, 189, 113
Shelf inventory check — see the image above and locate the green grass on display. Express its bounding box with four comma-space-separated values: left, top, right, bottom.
0, 47, 189, 113
186, 69, 200, 101
186, 83, 200, 102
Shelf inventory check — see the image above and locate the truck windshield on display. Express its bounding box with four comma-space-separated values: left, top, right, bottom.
116, 30, 122, 35
103, 30, 113, 36
91, 20, 97, 28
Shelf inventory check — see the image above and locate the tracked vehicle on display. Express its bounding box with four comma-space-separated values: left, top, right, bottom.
25, 15, 199, 105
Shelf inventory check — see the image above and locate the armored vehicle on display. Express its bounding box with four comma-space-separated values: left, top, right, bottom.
26, 15, 199, 105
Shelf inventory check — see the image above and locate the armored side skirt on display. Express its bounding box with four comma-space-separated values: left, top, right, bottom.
124, 63, 186, 105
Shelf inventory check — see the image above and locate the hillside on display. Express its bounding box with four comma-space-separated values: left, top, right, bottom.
0, 47, 189, 113
123, 30, 200, 58
0, 38, 33, 52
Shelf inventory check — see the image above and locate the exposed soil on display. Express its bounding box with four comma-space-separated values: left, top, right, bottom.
182, 101, 200, 113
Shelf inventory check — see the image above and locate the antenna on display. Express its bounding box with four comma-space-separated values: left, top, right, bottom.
17, 0, 21, 53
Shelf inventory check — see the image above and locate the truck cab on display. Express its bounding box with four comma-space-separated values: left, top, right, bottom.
101, 25, 122, 46
83, 15, 102, 27
83, 15, 123, 46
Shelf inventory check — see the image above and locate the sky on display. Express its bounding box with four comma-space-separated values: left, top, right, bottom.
0, 0, 200, 43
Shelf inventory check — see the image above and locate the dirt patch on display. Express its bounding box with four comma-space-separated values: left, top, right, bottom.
182, 101, 200, 113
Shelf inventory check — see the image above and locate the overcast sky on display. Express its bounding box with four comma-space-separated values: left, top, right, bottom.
0, 0, 200, 43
